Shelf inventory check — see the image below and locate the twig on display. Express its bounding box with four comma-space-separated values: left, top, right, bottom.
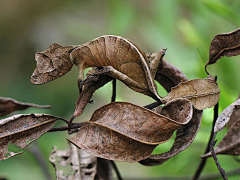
48, 123, 82, 132
110, 161, 123, 180
68, 115, 76, 133
110, 80, 123, 180
210, 133, 228, 180
111, 78, 116, 103
192, 103, 219, 180
144, 101, 162, 110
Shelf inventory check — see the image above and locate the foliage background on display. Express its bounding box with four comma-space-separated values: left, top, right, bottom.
1, 0, 240, 179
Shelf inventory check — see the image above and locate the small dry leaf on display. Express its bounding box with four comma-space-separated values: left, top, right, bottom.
162, 76, 220, 110
0, 114, 57, 160
68, 102, 192, 162
70, 35, 164, 100
49, 144, 98, 180
0, 97, 51, 117
206, 28, 240, 72
202, 118, 240, 158
74, 69, 113, 117
31, 43, 74, 84
214, 99, 240, 132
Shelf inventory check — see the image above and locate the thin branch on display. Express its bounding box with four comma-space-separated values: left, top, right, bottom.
110, 80, 123, 180
110, 161, 123, 180
48, 123, 82, 132
192, 103, 219, 180
210, 133, 228, 180
58, 117, 70, 124
111, 78, 116, 103
68, 115, 76, 133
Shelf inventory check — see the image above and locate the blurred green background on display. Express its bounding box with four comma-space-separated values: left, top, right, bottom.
1, 0, 240, 179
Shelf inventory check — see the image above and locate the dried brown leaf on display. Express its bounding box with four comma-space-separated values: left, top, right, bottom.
202, 118, 240, 158
0, 97, 51, 117
162, 76, 220, 110
140, 108, 202, 166
140, 60, 203, 166
68, 102, 192, 162
0, 114, 57, 160
214, 99, 240, 132
31, 43, 74, 84
206, 28, 240, 70
70, 35, 165, 100
49, 144, 98, 180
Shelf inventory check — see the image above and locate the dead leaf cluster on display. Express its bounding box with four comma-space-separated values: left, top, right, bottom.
28, 35, 227, 164
5, 30, 239, 180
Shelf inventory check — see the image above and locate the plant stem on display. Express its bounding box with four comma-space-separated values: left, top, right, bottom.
110, 161, 123, 180
192, 103, 219, 180
210, 133, 228, 180
111, 78, 116, 102
48, 123, 82, 132
110, 80, 123, 180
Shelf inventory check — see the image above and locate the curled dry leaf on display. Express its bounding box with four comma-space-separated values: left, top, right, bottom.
140, 108, 202, 166
0, 97, 51, 117
73, 69, 113, 117
31, 43, 74, 84
140, 61, 203, 166
214, 99, 240, 132
0, 114, 57, 160
162, 76, 220, 110
202, 118, 240, 158
206, 28, 240, 73
49, 144, 98, 180
68, 102, 192, 162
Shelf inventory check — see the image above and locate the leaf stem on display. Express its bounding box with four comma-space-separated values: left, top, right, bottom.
205, 64, 210, 76
192, 103, 219, 180
58, 117, 70, 124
